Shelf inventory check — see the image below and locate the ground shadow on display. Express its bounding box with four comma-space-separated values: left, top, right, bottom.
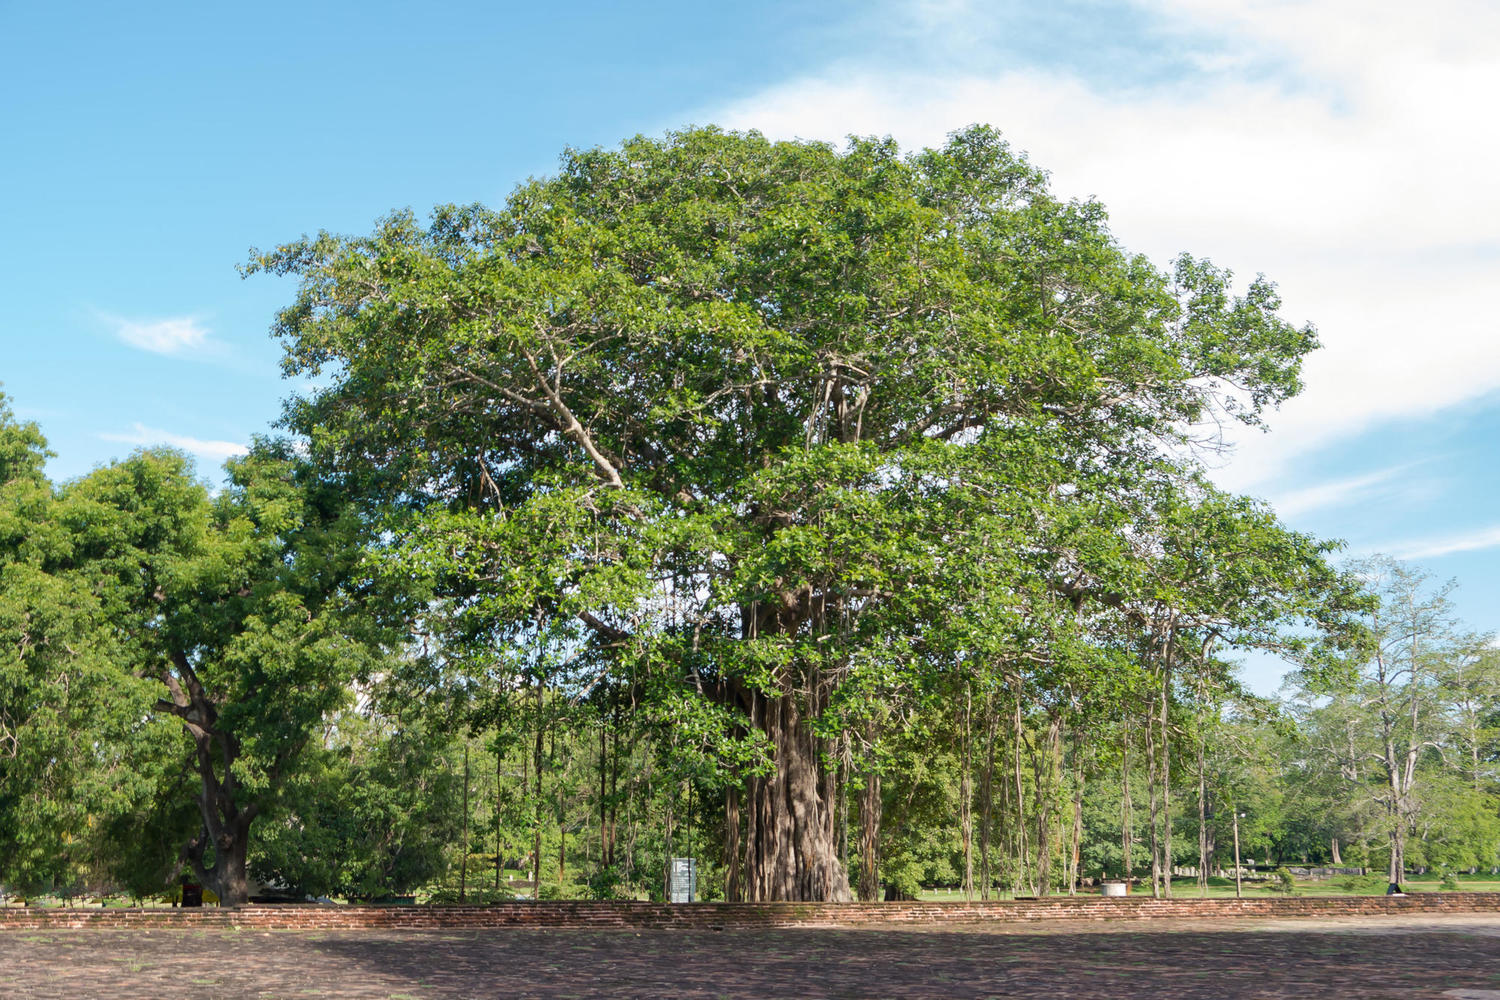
5, 921, 1500, 998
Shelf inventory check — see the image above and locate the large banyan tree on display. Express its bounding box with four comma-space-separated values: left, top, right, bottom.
250, 126, 1317, 901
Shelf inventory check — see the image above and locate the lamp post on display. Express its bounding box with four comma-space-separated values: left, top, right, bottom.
1232, 809, 1246, 900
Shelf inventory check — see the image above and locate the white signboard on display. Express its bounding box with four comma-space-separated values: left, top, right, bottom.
669, 857, 697, 903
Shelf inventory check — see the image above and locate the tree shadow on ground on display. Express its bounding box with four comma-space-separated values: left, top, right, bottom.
302, 924, 1500, 999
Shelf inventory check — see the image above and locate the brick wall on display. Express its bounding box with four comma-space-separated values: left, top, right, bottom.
3, 893, 1500, 931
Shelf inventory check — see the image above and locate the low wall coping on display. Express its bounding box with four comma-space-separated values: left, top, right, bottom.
3, 892, 1499, 931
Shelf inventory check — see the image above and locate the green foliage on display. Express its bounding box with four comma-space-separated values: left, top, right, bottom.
1332, 874, 1387, 894
11, 127, 1500, 907
0, 394, 163, 892
1286, 559, 1500, 887
245, 126, 1326, 847
250, 711, 461, 898
585, 865, 628, 901
68, 443, 391, 900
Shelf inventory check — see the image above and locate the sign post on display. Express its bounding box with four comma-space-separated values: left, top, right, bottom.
669, 857, 697, 903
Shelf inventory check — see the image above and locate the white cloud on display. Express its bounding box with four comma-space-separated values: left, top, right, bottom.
100, 422, 249, 463
1384, 524, 1500, 561
105, 314, 212, 356
1263, 464, 1408, 519
700, 0, 1500, 491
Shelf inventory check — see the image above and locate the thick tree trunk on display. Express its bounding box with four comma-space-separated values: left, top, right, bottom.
742, 691, 852, 901
728, 593, 853, 902
161, 651, 259, 907
182, 748, 258, 908
179, 730, 257, 907
186, 819, 251, 907
184, 817, 251, 906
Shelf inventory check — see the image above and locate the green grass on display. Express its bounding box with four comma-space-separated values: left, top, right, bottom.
918, 875, 1500, 901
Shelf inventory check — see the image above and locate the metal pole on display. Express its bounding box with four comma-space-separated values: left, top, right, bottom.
1233, 810, 1243, 900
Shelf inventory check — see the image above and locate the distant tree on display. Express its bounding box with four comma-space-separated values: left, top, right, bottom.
1294, 558, 1473, 890
1439, 641, 1500, 794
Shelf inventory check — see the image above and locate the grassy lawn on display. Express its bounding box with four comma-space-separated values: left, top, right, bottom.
919, 874, 1500, 901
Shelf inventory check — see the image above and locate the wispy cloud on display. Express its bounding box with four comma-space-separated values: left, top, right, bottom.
103, 313, 212, 356
1383, 525, 1500, 561
1265, 464, 1410, 519
100, 422, 249, 463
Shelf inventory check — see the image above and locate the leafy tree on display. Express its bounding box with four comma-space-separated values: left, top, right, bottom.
60, 443, 388, 905
0, 394, 161, 896
1292, 557, 1479, 890
1407, 772, 1500, 874
248, 125, 1320, 901
251, 708, 461, 898
1440, 642, 1500, 793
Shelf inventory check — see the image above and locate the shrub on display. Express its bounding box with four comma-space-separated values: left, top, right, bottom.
422, 886, 518, 904
883, 864, 925, 902
1269, 867, 1297, 895
1332, 874, 1387, 895
585, 866, 626, 901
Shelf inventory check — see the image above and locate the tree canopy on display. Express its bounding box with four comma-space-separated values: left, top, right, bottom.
246, 126, 1339, 900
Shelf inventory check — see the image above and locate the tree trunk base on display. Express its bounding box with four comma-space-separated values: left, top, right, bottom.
741, 691, 852, 902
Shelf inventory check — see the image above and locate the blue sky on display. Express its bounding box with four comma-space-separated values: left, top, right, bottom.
3, 0, 1497, 694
